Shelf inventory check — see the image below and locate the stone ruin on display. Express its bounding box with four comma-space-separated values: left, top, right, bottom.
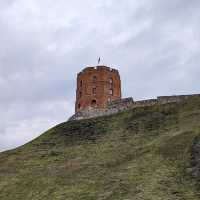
69, 94, 200, 121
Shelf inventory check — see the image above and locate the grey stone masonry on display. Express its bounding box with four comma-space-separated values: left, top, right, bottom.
68, 94, 200, 121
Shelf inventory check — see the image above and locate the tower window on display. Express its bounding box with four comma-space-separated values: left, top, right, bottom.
79, 91, 82, 98
78, 103, 81, 109
80, 80, 83, 87
92, 76, 97, 82
109, 78, 113, 84
109, 89, 113, 95
91, 99, 97, 107
92, 87, 97, 94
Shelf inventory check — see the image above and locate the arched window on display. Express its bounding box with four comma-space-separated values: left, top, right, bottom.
109, 78, 113, 90
92, 87, 97, 94
78, 103, 81, 109
109, 89, 113, 95
92, 76, 97, 82
79, 91, 82, 98
91, 99, 97, 107
80, 80, 83, 87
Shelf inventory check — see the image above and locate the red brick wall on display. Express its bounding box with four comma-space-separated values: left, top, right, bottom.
75, 66, 121, 112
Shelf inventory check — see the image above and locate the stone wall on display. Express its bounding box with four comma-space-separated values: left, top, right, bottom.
69, 94, 200, 121
157, 95, 200, 104
69, 107, 119, 121
133, 99, 158, 108
107, 97, 134, 109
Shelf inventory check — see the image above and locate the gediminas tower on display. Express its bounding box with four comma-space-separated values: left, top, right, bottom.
75, 66, 121, 112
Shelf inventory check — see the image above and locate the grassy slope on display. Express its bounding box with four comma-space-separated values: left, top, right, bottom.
1, 97, 200, 200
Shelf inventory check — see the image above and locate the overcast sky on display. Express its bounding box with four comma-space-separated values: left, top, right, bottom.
0, 0, 200, 152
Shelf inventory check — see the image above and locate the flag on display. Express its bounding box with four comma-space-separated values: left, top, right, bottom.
98, 57, 101, 64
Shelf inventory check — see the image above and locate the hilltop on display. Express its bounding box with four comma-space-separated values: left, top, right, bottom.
1, 96, 200, 200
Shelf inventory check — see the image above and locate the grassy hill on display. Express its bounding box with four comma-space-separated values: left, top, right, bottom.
1, 97, 200, 200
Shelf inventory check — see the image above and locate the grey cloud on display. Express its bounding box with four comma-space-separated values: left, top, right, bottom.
0, 0, 200, 151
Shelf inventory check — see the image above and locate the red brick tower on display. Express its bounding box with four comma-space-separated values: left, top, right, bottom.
75, 66, 121, 112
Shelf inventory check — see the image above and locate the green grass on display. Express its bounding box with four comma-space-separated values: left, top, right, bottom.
1, 97, 200, 200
